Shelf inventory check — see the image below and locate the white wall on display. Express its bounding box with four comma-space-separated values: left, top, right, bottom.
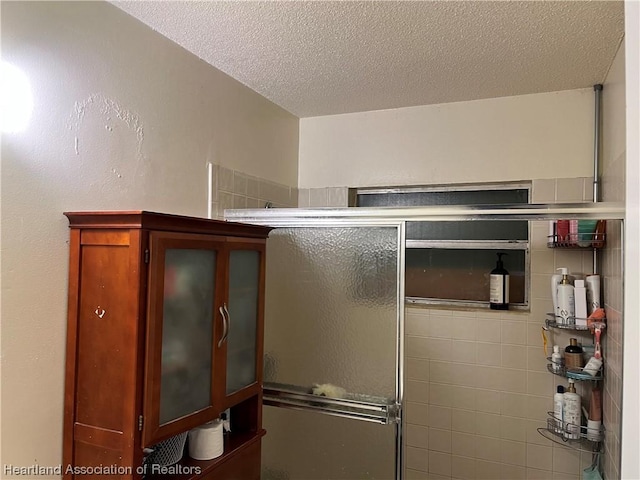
299, 89, 594, 188
622, 1, 640, 478
0, 1, 298, 470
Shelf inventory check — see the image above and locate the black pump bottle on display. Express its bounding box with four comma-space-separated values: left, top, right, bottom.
489, 252, 510, 310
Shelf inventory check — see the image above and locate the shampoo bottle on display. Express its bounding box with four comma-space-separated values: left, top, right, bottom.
489, 253, 509, 310
585, 274, 601, 315
574, 279, 588, 326
563, 378, 581, 440
550, 273, 562, 321
556, 268, 575, 325
554, 385, 565, 434
564, 338, 584, 370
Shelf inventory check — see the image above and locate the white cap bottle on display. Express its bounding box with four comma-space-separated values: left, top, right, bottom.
556, 268, 575, 325
551, 345, 563, 373
553, 385, 565, 434
563, 379, 581, 440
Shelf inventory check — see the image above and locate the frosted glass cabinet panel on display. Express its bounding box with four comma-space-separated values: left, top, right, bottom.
159, 248, 216, 424
226, 249, 260, 395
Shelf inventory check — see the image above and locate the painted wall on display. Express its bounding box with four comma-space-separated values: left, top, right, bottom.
0, 1, 298, 470
299, 89, 594, 189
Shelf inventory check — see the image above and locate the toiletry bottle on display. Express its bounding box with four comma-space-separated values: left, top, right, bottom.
551, 345, 563, 373
550, 273, 562, 321
563, 378, 581, 440
583, 355, 603, 377
556, 268, 575, 325
574, 279, 588, 326
489, 252, 509, 310
593, 220, 606, 248
548, 221, 557, 246
578, 219, 598, 247
585, 274, 601, 315
556, 220, 569, 245
587, 386, 603, 441
554, 385, 565, 434
569, 219, 578, 246
564, 338, 584, 370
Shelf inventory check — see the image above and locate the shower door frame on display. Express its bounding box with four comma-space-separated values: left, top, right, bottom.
226, 201, 624, 480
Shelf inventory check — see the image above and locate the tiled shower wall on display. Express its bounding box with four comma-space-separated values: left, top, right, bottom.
600, 144, 626, 480
302, 177, 611, 479
210, 164, 298, 219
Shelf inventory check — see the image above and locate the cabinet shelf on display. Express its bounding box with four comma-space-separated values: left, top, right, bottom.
144, 429, 265, 479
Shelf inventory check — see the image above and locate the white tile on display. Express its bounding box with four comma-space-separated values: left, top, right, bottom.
309, 187, 328, 206
298, 188, 310, 207
429, 383, 453, 407
406, 424, 429, 449
532, 179, 556, 203
429, 428, 452, 453
428, 405, 452, 430
327, 187, 348, 207
233, 171, 248, 194
556, 178, 584, 202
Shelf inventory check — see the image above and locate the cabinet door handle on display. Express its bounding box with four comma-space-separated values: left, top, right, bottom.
222, 304, 231, 343
218, 304, 229, 348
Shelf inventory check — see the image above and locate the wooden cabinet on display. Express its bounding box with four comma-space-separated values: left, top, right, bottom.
63, 211, 272, 479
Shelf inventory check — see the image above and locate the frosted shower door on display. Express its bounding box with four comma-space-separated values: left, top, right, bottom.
262, 225, 401, 480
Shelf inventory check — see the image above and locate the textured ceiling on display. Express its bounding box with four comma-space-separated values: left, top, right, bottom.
112, 1, 625, 118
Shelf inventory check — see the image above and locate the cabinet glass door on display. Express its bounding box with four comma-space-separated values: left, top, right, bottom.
159, 248, 216, 424
144, 232, 223, 446
226, 249, 261, 396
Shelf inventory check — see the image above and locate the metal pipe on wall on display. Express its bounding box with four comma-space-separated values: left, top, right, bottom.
593, 84, 603, 274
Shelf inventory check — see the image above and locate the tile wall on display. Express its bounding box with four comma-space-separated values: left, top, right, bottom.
402, 177, 613, 480
600, 148, 626, 480
209, 164, 298, 219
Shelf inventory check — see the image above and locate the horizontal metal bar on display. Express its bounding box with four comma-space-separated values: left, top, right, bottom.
225, 202, 624, 226
263, 385, 393, 412
405, 296, 528, 309
263, 397, 389, 424
356, 181, 531, 195
262, 384, 398, 424
405, 239, 529, 250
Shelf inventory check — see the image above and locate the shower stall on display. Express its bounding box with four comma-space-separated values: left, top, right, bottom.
226, 202, 624, 480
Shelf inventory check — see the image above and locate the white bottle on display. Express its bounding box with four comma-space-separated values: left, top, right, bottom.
574, 279, 588, 326
583, 356, 603, 377
585, 274, 601, 315
556, 268, 575, 325
553, 385, 565, 434
550, 274, 562, 321
551, 345, 563, 373
563, 379, 581, 440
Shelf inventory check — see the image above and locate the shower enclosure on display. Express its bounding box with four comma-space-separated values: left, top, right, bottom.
226, 202, 624, 480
